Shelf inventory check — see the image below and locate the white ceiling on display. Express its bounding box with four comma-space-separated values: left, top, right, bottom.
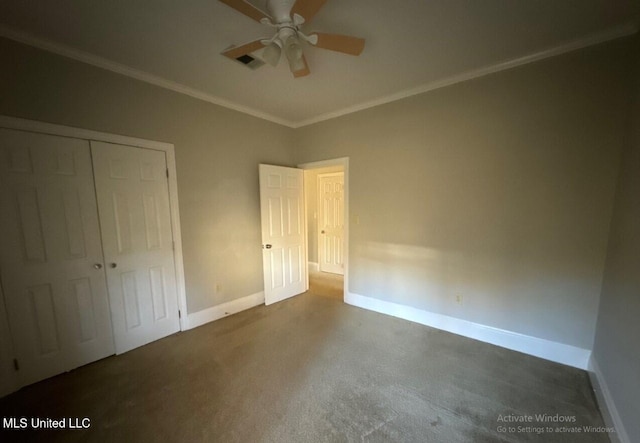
1, 0, 638, 127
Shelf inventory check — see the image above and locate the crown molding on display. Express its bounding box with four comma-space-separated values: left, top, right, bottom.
0, 24, 297, 128
292, 22, 639, 128
1, 22, 637, 129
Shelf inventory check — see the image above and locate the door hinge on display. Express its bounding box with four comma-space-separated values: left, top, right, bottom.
178, 310, 181, 319
13, 358, 19, 371
166, 168, 169, 178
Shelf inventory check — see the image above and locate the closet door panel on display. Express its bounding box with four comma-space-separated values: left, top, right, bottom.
91, 141, 180, 354
0, 129, 114, 386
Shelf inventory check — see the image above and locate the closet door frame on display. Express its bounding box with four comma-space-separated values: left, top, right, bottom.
0, 115, 189, 396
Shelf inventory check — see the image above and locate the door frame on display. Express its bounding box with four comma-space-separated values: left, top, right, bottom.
0, 115, 189, 336
298, 158, 349, 301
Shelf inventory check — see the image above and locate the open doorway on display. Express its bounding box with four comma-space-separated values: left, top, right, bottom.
299, 158, 349, 301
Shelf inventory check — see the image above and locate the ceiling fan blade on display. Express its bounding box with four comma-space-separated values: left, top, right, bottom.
312, 33, 365, 56
291, 0, 328, 22
218, 0, 271, 23
222, 40, 266, 61
292, 55, 311, 78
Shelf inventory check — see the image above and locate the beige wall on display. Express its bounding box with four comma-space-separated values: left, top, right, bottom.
293, 38, 633, 349
0, 37, 294, 314
592, 36, 640, 442
304, 165, 344, 265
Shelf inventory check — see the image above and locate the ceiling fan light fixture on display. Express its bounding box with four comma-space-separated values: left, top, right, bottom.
288, 54, 306, 73
284, 34, 303, 63
263, 41, 282, 67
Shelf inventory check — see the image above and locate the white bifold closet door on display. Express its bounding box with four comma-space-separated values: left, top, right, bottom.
0, 129, 115, 386
91, 142, 180, 354
0, 129, 181, 388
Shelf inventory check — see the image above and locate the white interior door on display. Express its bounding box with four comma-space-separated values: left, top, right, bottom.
91, 141, 180, 354
259, 164, 306, 305
318, 172, 344, 275
0, 129, 114, 386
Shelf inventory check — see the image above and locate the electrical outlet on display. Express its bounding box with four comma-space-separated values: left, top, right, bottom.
456, 294, 463, 305
215, 283, 222, 293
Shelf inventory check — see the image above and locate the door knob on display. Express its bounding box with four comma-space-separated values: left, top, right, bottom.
321, 230, 325, 234
265, 244, 272, 249
93, 263, 103, 270
110, 263, 117, 269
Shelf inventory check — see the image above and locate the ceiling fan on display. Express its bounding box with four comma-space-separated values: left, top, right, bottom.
219, 0, 365, 77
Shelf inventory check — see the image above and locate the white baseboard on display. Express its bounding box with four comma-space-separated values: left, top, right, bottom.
588, 357, 630, 443
308, 262, 319, 272
186, 291, 265, 330
345, 292, 591, 370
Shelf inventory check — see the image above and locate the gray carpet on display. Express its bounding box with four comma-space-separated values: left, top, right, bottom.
0, 285, 608, 442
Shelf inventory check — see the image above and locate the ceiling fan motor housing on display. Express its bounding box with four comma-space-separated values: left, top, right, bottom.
267, 0, 297, 23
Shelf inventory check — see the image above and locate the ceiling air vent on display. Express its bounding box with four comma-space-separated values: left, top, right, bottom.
228, 53, 265, 70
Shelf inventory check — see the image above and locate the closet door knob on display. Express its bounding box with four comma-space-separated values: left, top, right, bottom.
110, 263, 117, 269
93, 263, 103, 270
